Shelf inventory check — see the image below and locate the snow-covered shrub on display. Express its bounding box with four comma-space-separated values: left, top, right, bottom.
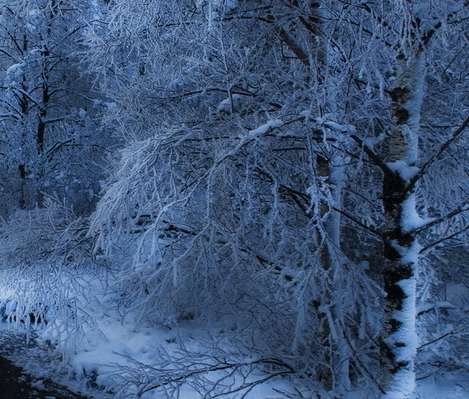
0, 196, 90, 267
0, 196, 106, 355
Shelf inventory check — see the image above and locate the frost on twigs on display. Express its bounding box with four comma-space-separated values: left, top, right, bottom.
88, 117, 381, 395
0, 196, 102, 353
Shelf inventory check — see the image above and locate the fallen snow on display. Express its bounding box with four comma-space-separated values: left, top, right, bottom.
0, 267, 304, 398
1, 266, 468, 398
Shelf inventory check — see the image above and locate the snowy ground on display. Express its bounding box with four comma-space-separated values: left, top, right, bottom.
0, 266, 308, 399
1, 321, 468, 399
0, 320, 304, 399
1, 267, 468, 399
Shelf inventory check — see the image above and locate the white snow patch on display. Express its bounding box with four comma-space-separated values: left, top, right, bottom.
248, 119, 283, 137
401, 195, 433, 233
216, 94, 242, 113
299, 113, 357, 134
395, 277, 419, 357
323, 120, 357, 134
386, 160, 419, 181
102, 101, 117, 109
382, 273, 418, 399
78, 108, 87, 119
300, 110, 312, 119
31, 379, 46, 390
6, 63, 24, 85
26, 9, 45, 34
381, 367, 416, 399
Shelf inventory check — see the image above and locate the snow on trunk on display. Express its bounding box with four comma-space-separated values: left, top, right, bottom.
380, 52, 425, 398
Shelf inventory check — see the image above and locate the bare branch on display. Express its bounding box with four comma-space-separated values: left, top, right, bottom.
332, 205, 382, 239
420, 226, 469, 254
413, 198, 469, 235
409, 114, 469, 191
417, 329, 455, 351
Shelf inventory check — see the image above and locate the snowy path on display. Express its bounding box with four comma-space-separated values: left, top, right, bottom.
0, 355, 88, 399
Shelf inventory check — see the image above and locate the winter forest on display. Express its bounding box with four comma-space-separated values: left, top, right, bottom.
0, 0, 468, 398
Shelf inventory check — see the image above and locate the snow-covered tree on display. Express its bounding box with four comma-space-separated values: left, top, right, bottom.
86, 0, 469, 397
0, 0, 108, 216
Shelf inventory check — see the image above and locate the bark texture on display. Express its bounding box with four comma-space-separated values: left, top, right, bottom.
380, 53, 424, 398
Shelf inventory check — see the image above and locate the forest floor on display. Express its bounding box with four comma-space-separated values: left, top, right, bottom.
1, 270, 468, 399
1, 322, 468, 399
0, 354, 89, 399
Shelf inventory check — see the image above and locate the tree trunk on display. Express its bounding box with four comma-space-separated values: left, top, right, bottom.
379, 52, 425, 398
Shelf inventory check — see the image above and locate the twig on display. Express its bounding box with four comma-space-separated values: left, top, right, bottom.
417, 329, 455, 351
408, 114, 469, 192
136, 357, 294, 398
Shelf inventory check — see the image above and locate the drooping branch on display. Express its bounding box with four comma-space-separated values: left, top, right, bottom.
135, 357, 295, 398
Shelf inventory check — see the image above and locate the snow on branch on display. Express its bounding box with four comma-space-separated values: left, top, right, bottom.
300, 111, 357, 134
247, 119, 283, 137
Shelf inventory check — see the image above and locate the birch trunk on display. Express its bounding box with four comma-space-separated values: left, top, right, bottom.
380, 52, 425, 398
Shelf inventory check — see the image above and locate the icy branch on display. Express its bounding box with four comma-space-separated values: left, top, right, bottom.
417, 329, 454, 351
